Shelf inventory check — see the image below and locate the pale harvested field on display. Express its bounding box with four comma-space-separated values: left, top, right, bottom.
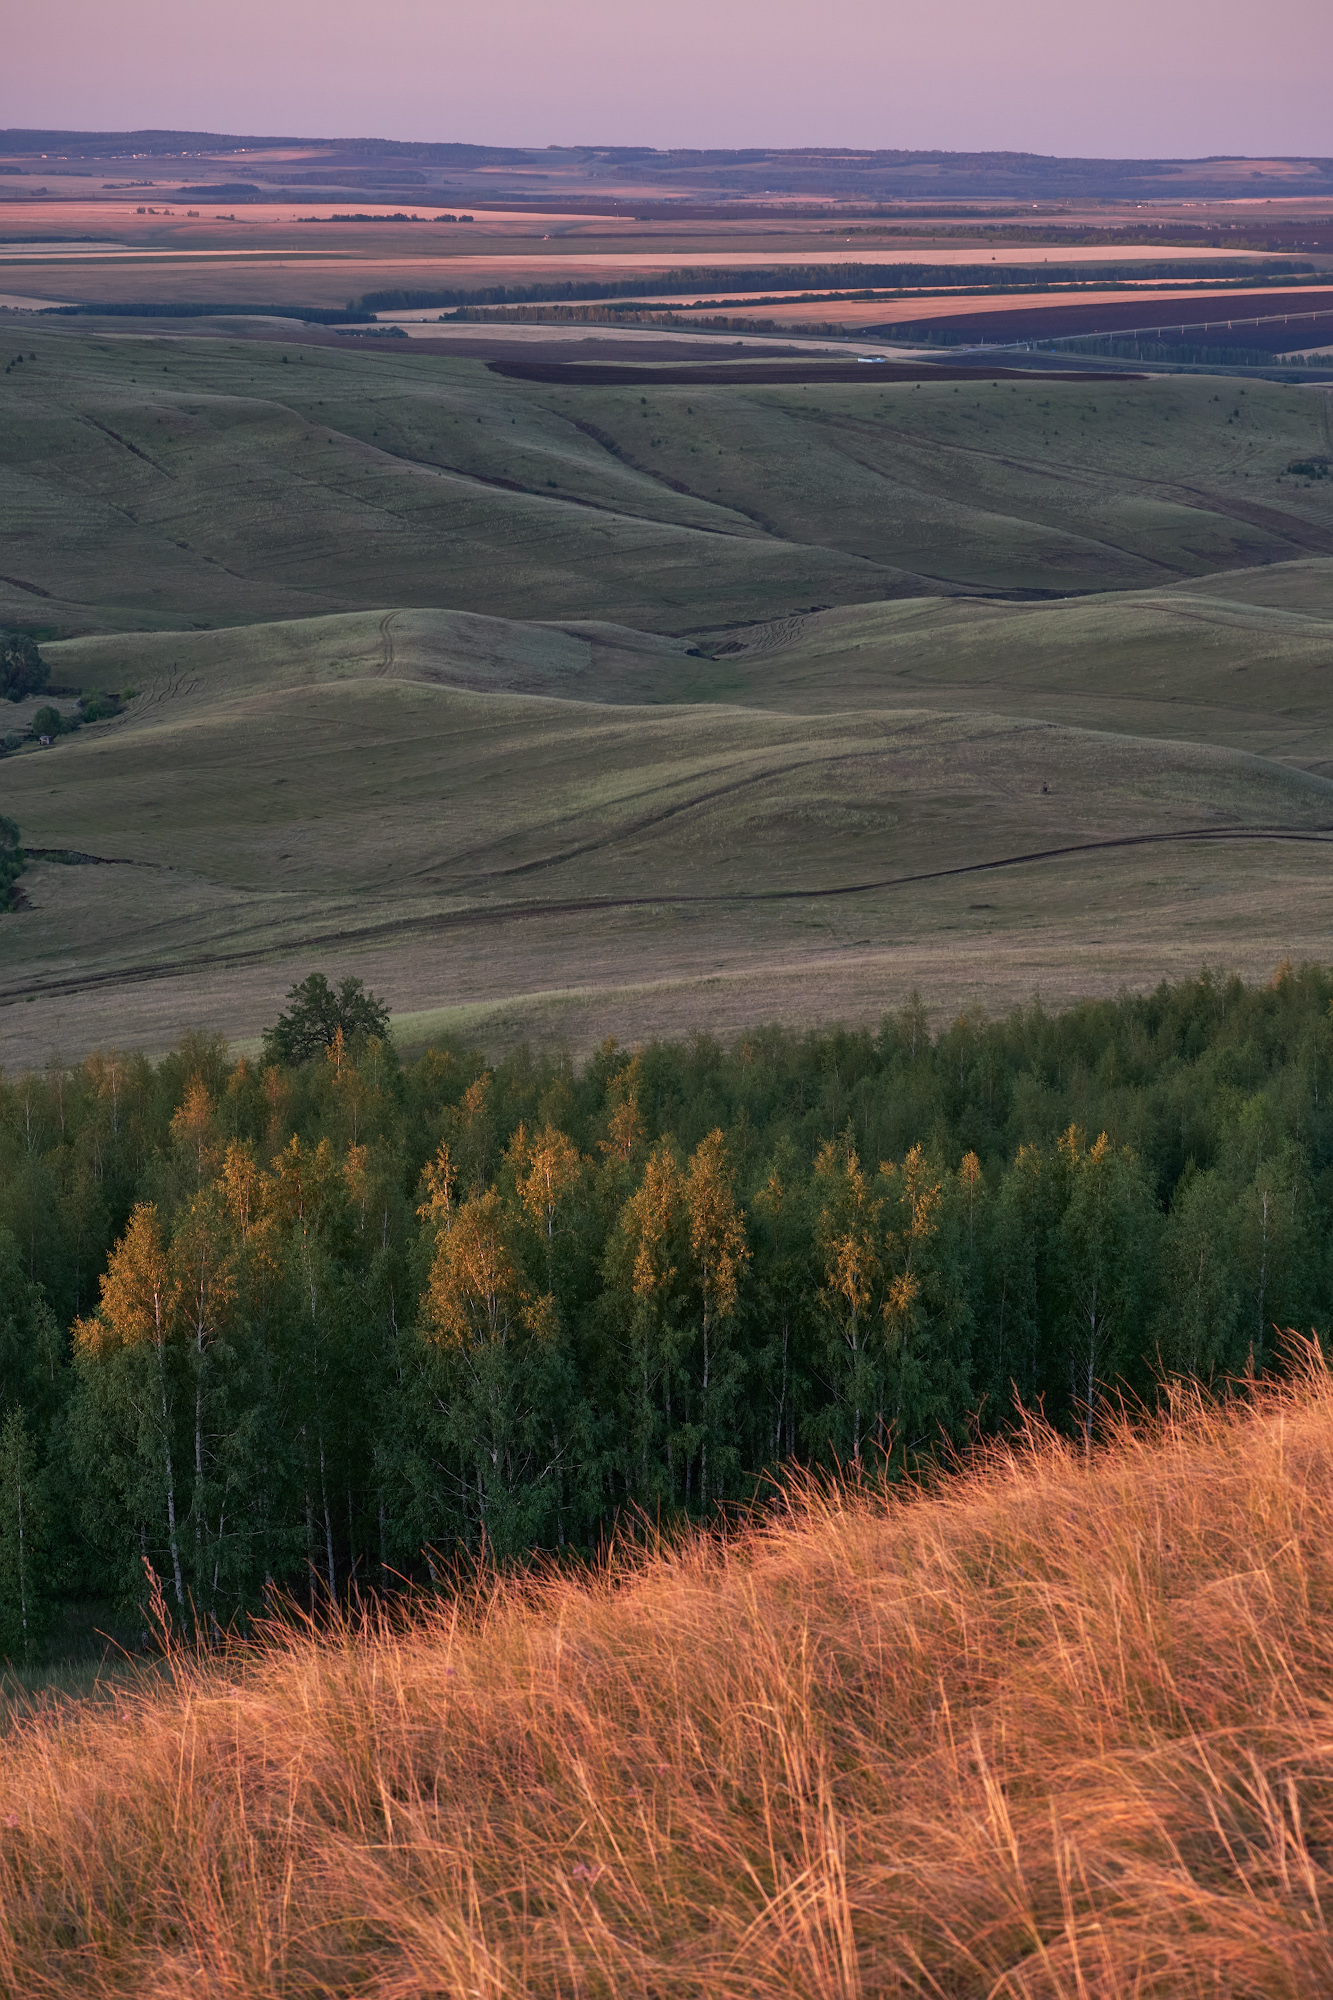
0, 196, 1293, 257
379, 323, 862, 352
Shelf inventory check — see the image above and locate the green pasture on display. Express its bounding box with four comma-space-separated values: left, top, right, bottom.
4, 600, 1333, 1067
3, 330, 1332, 638
2, 326, 1333, 1067
40, 558, 1333, 766
679, 562, 1333, 772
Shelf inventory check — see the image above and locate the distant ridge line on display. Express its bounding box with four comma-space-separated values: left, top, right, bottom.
3, 132, 1331, 200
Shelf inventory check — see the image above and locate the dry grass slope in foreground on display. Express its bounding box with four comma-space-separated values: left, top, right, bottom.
8, 1365, 1333, 1995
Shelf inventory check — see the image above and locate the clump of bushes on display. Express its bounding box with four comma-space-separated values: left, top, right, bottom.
79, 690, 123, 723
27, 691, 124, 742
1, 630, 48, 702
0, 814, 25, 909
30, 704, 69, 740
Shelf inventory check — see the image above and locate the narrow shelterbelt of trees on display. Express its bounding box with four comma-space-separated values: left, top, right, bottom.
0, 965, 1330, 1653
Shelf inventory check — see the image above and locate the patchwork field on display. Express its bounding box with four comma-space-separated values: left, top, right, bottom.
0, 190, 1295, 316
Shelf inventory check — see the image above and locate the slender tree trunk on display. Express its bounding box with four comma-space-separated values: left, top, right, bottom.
700, 1298, 710, 1506
996, 1274, 1007, 1394
1256, 1190, 1269, 1368
211, 1495, 227, 1634
320, 1431, 336, 1600
162, 1412, 184, 1607
194, 1367, 204, 1582
14, 1456, 28, 1666
156, 1339, 185, 1609
776, 1315, 789, 1461
1084, 1279, 1098, 1452
305, 1484, 316, 1613
304, 1249, 336, 1598
553, 1426, 565, 1547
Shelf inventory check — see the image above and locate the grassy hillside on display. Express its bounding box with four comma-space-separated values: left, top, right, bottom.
4, 330, 1333, 638
40, 560, 1333, 766
4, 618, 1333, 1064
5, 1363, 1333, 1995
4, 326, 1333, 1068
11, 640, 1333, 902
682, 560, 1333, 772
5, 569, 1333, 1068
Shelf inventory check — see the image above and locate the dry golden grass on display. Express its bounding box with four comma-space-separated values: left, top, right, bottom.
7, 1358, 1333, 1994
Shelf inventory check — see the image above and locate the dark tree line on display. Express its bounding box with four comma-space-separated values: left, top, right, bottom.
0, 963, 1330, 1654
1, 632, 47, 703
0, 818, 24, 912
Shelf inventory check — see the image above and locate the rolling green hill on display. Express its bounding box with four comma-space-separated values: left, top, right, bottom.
3, 327, 1333, 1067
4, 586, 1333, 1068
4, 331, 1332, 640
36, 553, 1333, 760
680, 560, 1333, 774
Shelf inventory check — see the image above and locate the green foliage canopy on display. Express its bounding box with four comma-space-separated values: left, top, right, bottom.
0, 816, 25, 910
1, 967, 1333, 1651
1, 632, 48, 703
261, 974, 392, 1066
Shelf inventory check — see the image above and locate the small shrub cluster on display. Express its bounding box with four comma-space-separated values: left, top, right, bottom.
20, 690, 124, 746
0, 632, 47, 704
0, 816, 24, 912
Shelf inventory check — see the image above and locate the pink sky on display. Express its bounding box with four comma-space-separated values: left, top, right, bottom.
4, 0, 1331, 158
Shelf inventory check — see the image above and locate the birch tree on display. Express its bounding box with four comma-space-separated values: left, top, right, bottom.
0, 1407, 44, 1663
684, 1129, 748, 1505
812, 1134, 881, 1471
74, 1202, 187, 1609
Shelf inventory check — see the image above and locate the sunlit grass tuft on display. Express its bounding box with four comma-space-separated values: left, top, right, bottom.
6, 1352, 1333, 1993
